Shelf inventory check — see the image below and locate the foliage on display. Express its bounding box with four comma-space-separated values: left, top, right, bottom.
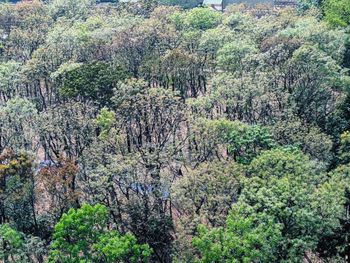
38, 157, 80, 222
172, 160, 243, 230
0, 224, 46, 263
59, 62, 129, 106
323, 0, 350, 27
240, 148, 343, 261
0, 224, 25, 262
0, 151, 37, 235
190, 118, 275, 164
159, 0, 201, 8
48, 0, 96, 20
193, 207, 282, 263
269, 116, 334, 163
217, 41, 257, 73
338, 131, 350, 164
172, 7, 222, 31
95, 107, 116, 139
0, 98, 38, 152
297, 0, 320, 11
48, 203, 152, 263
171, 160, 243, 261
0, 1, 349, 262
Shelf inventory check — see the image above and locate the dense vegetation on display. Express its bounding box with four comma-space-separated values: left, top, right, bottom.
0, 0, 350, 262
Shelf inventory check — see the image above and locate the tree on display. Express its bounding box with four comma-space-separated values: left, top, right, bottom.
111, 9, 177, 81
193, 206, 282, 263
323, 0, 350, 27
111, 79, 187, 262
314, 166, 350, 262
37, 102, 96, 160
173, 7, 222, 31
95, 107, 116, 139
192, 148, 346, 262
189, 118, 276, 164
269, 116, 334, 164
0, 151, 38, 235
217, 41, 257, 73
6, 0, 51, 62
159, 0, 201, 8
0, 224, 46, 263
37, 157, 80, 223
0, 2, 349, 262
297, 0, 321, 11
0, 61, 21, 101
0, 224, 25, 263
171, 160, 244, 261
0, 97, 38, 153
48, 203, 152, 263
338, 131, 350, 165
239, 148, 343, 261
58, 62, 129, 107
172, 161, 243, 229
48, 0, 96, 20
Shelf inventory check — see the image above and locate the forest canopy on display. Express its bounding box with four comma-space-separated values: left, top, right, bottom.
0, 0, 350, 262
